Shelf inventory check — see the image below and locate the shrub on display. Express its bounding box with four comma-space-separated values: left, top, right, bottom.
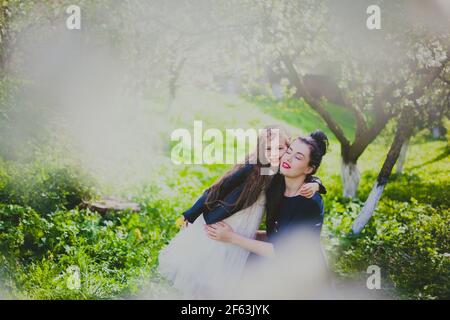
323, 199, 450, 299
0, 158, 97, 215
357, 171, 450, 209
0, 186, 183, 299
0, 204, 50, 261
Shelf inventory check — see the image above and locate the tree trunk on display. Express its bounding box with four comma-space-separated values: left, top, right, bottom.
81, 196, 140, 215
341, 158, 360, 198
280, 56, 390, 199
395, 136, 410, 173
0, 5, 12, 72
166, 56, 186, 111
167, 77, 177, 110
266, 65, 283, 99
432, 126, 441, 138
271, 82, 283, 99
351, 181, 385, 235
352, 110, 415, 234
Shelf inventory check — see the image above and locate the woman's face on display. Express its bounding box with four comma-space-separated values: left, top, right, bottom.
264, 133, 289, 167
279, 139, 313, 178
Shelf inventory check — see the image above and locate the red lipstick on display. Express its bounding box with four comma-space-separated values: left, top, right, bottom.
282, 162, 291, 169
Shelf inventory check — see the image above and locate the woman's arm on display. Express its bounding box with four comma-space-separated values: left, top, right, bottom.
230, 232, 275, 258
205, 222, 275, 258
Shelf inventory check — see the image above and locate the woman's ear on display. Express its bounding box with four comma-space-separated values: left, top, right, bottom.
305, 166, 314, 175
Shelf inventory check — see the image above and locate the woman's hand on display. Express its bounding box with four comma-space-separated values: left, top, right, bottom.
299, 182, 319, 198
204, 221, 235, 243
206, 223, 275, 258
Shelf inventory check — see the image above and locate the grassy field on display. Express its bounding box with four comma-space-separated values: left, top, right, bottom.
0, 89, 449, 299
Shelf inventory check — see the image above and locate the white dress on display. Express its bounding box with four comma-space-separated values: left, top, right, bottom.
157, 193, 266, 299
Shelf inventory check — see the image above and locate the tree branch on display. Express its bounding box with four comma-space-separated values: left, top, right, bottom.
280, 54, 351, 147
340, 91, 368, 134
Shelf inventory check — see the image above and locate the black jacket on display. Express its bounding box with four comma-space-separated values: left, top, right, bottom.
266, 192, 324, 243
183, 164, 326, 225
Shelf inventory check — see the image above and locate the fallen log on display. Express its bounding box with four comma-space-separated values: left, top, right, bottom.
81, 196, 140, 214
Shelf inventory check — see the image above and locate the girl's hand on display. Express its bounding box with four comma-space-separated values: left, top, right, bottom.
204, 221, 235, 243
177, 216, 189, 229
299, 182, 319, 198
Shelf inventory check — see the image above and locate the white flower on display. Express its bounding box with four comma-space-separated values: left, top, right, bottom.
415, 96, 428, 106
405, 85, 414, 95
403, 98, 413, 107
116, 229, 126, 239
436, 50, 447, 61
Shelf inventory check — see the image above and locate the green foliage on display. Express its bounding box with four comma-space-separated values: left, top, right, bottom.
0, 204, 50, 262
0, 158, 97, 215
358, 172, 450, 209
0, 192, 182, 299
323, 199, 450, 299
0, 160, 232, 299
0, 77, 20, 117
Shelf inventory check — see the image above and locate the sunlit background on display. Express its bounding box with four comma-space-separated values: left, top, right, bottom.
0, 0, 449, 299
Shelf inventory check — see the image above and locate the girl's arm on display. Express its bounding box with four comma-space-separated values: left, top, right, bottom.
182, 164, 254, 224
299, 176, 327, 198
202, 184, 244, 224
218, 163, 254, 197
205, 222, 275, 258
308, 176, 327, 194
182, 190, 208, 223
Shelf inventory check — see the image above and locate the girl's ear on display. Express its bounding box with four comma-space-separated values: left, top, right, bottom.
305, 166, 314, 175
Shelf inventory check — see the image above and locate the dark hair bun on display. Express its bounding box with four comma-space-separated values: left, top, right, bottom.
310, 130, 328, 156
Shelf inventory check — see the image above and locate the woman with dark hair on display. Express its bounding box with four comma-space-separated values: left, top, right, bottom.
206, 130, 329, 261
157, 126, 327, 298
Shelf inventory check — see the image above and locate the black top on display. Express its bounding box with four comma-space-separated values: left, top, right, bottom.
265, 192, 329, 274
182, 164, 255, 224
182, 164, 327, 225
266, 192, 324, 245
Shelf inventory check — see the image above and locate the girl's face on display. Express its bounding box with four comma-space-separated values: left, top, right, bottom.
279, 139, 313, 178
264, 132, 289, 167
